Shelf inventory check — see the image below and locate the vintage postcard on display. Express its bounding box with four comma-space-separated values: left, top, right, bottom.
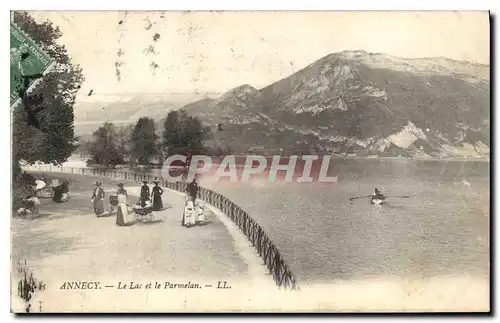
10, 11, 490, 313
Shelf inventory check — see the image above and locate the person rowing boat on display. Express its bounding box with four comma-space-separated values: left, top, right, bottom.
370, 188, 386, 205
349, 191, 409, 204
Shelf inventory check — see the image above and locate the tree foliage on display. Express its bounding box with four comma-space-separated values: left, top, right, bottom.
12, 12, 84, 177
81, 110, 210, 167
89, 122, 124, 168
116, 124, 134, 159
130, 117, 157, 164
162, 110, 211, 156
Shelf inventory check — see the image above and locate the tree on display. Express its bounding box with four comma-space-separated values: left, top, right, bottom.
75, 138, 92, 158
162, 110, 181, 155
162, 110, 210, 156
116, 124, 134, 161
131, 117, 157, 165
89, 122, 123, 168
12, 12, 84, 178
179, 111, 211, 154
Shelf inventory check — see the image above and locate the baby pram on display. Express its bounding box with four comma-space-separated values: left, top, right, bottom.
109, 195, 119, 207
108, 195, 118, 215
36, 179, 53, 199
133, 200, 154, 222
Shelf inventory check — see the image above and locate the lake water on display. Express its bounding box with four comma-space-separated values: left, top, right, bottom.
200, 159, 490, 284
62, 158, 490, 285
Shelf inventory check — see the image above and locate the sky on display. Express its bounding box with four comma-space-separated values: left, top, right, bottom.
29, 11, 490, 105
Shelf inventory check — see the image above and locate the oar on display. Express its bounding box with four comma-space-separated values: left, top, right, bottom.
349, 195, 372, 201
384, 195, 410, 199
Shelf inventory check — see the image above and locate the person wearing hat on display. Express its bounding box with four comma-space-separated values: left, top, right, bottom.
91, 182, 105, 216
116, 183, 133, 226
151, 181, 164, 211
140, 181, 150, 207
108, 183, 123, 216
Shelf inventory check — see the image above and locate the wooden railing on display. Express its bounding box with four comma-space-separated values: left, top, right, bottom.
22, 164, 299, 291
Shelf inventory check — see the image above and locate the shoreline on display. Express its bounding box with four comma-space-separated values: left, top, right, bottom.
58, 155, 490, 172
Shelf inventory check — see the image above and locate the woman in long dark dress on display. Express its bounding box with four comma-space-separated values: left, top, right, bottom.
140, 181, 150, 207
52, 181, 69, 203
151, 181, 164, 211
91, 182, 105, 215
52, 185, 63, 203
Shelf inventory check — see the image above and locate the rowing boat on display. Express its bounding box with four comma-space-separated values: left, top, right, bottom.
370, 197, 386, 205
350, 194, 409, 205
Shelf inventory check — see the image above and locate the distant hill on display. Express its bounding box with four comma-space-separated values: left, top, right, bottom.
74, 93, 220, 137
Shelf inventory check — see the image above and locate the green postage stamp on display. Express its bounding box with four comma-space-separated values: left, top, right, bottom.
10, 22, 55, 108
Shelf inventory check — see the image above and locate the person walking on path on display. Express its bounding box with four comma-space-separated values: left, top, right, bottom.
181, 196, 196, 228
186, 178, 199, 205
151, 181, 164, 211
108, 183, 122, 216
116, 183, 134, 226
91, 182, 105, 216
140, 181, 150, 207
181, 178, 199, 227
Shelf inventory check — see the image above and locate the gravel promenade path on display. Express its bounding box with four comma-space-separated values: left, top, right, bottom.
11, 173, 276, 312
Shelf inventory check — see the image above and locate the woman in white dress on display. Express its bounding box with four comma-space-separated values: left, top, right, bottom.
115, 183, 133, 226
182, 196, 196, 227
195, 202, 205, 224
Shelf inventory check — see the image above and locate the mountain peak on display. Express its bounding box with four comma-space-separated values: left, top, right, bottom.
319, 50, 489, 80
224, 84, 257, 95
219, 84, 258, 102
